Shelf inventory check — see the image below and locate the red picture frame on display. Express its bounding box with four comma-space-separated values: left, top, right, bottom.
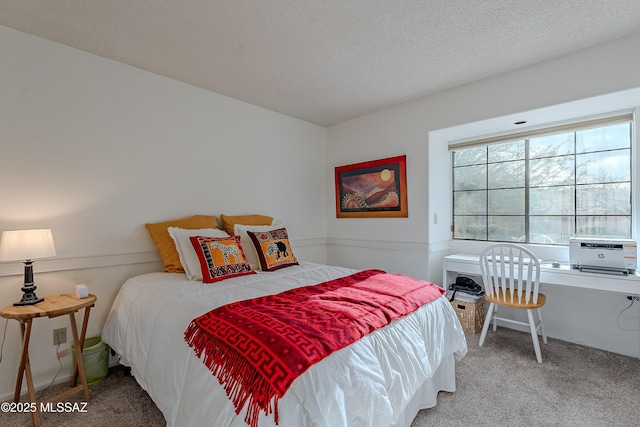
335, 155, 408, 218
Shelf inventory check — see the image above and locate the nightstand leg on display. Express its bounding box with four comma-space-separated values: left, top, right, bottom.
15, 319, 40, 426
69, 312, 90, 401
71, 305, 92, 387
14, 321, 28, 401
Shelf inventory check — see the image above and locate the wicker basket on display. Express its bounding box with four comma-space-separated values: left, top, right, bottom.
451, 297, 485, 334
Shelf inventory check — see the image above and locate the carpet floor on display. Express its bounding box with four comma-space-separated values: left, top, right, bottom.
1, 328, 639, 426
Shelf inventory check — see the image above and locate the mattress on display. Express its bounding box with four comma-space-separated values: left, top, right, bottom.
102, 262, 467, 426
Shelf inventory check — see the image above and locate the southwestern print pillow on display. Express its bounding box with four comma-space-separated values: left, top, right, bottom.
247, 227, 299, 272
234, 221, 284, 270
189, 236, 255, 283
167, 227, 230, 281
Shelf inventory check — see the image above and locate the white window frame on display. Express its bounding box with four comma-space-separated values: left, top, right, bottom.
448, 110, 636, 246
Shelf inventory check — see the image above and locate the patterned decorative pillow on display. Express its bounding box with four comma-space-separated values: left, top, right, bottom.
168, 227, 230, 281
189, 236, 256, 283
234, 221, 284, 270
247, 228, 299, 272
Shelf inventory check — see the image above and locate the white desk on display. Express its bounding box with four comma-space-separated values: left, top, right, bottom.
444, 254, 640, 295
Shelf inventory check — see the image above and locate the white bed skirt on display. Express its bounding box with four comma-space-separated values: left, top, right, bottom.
392, 353, 456, 427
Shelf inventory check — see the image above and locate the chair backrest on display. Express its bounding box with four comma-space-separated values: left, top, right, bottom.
479, 244, 541, 305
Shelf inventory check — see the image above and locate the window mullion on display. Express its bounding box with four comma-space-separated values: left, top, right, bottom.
485, 146, 489, 241
525, 139, 530, 244
574, 132, 577, 237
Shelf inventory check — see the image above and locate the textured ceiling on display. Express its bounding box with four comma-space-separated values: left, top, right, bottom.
1, 1, 640, 126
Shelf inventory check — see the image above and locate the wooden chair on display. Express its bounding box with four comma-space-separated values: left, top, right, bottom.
478, 243, 547, 363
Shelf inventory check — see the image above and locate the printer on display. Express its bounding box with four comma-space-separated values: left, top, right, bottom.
569, 237, 637, 275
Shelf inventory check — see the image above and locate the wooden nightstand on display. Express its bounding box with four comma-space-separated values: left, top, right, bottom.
0, 293, 97, 427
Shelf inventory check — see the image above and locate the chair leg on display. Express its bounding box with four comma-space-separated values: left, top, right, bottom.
478, 302, 494, 347
527, 309, 543, 363
537, 308, 548, 344
492, 305, 499, 331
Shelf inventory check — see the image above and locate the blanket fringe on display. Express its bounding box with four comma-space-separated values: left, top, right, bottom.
185, 321, 279, 427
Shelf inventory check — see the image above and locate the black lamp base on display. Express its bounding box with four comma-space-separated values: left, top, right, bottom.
14, 284, 44, 306
13, 260, 44, 306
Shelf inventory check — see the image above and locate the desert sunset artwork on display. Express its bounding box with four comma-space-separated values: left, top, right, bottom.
335, 155, 408, 218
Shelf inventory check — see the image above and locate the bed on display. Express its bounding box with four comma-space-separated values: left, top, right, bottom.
103, 215, 467, 426
102, 261, 467, 427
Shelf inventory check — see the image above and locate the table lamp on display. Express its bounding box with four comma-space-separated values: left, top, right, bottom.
0, 229, 56, 306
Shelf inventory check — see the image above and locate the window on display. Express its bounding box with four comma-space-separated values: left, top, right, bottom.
451, 115, 633, 245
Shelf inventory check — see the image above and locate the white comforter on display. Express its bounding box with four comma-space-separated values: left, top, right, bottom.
102, 262, 467, 427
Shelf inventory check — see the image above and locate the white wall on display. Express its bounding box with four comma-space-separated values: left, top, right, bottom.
326, 33, 640, 357
2, 24, 640, 403
0, 26, 327, 400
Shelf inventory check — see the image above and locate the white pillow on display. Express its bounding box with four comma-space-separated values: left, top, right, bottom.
234, 221, 284, 270
168, 227, 230, 280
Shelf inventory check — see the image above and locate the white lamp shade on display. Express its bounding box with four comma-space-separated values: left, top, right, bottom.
0, 229, 57, 261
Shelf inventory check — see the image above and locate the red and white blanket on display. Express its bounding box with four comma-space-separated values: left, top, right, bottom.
184, 269, 445, 427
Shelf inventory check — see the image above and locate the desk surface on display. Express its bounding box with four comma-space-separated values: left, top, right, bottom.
0, 294, 96, 320
444, 254, 640, 295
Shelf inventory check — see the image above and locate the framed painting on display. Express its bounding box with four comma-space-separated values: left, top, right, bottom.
335, 155, 408, 218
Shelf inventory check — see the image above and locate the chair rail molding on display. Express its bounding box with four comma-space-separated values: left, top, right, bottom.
0, 237, 327, 277
0, 252, 161, 277
327, 237, 429, 252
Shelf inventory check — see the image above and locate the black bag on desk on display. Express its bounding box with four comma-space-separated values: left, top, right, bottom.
448, 276, 483, 301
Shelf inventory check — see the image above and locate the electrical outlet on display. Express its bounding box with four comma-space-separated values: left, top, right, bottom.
53, 328, 66, 345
